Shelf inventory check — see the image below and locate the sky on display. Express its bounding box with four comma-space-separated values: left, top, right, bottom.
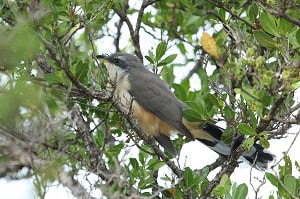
1, 2, 300, 199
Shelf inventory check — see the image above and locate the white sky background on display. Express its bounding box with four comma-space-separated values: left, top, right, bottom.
1, 2, 300, 199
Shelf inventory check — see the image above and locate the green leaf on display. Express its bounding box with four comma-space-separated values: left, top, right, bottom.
259, 136, 270, 148
182, 108, 202, 122
284, 176, 297, 195
279, 154, 292, 177
175, 189, 183, 198
218, 8, 226, 21
183, 167, 193, 189
158, 54, 177, 66
75, 61, 89, 83
222, 175, 231, 195
107, 142, 124, 156
44, 74, 63, 84
253, 30, 280, 48
223, 105, 235, 119
156, 41, 167, 61
161, 66, 174, 85
238, 123, 256, 136
248, 107, 257, 129
278, 18, 295, 34
212, 174, 231, 198
130, 158, 139, 169
172, 83, 187, 101
220, 174, 229, 186
260, 12, 279, 36
147, 157, 159, 169
186, 15, 200, 26
207, 93, 223, 108
185, 100, 206, 117
243, 137, 255, 152
212, 185, 225, 198
152, 161, 165, 171
145, 55, 154, 64
148, 50, 155, 61
260, 93, 273, 106
198, 68, 209, 93
181, 78, 190, 92
248, 4, 258, 23
233, 183, 248, 199
296, 161, 300, 173
221, 126, 233, 144
95, 130, 104, 147
190, 174, 202, 188
296, 29, 300, 45
266, 172, 279, 187
138, 152, 145, 165
178, 42, 187, 54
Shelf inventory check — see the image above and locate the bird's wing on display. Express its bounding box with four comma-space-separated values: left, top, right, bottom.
128, 67, 194, 140
154, 133, 177, 156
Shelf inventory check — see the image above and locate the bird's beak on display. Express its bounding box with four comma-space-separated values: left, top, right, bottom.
96, 55, 110, 63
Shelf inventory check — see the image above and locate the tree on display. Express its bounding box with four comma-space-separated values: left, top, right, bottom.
0, 0, 299, 198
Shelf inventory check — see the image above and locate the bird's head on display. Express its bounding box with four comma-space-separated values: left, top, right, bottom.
96, 53, 142, 80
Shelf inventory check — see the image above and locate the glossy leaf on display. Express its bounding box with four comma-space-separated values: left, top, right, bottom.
183, 167, 193, 189
157, 54, 177, 66
284, 176, 297, 195
233, 183, 248, 199
44, 74, 63, 84
156, 41, 167, 61
130, 158, 139, 170
296, 29, 300, 45
266, 172, 279, 187
253, 30, 280, 48
260, 12, 279, 36
223, 106, 235, 119
238, 123, 256, 136
207, 93, 223, 108
221, 126, 233, 144
182, 108, 203, 122
243, 137, 255, 152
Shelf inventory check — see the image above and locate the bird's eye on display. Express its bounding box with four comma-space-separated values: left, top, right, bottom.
114, 58, 120, 64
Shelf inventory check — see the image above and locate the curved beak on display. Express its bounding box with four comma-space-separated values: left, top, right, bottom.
96, 55, 110, 63
96, 55, 107, 59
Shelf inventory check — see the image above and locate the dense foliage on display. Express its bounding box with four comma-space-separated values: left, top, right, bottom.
0, 0, 299, 198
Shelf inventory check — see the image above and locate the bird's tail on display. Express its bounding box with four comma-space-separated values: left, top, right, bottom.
187, 121, 275, 170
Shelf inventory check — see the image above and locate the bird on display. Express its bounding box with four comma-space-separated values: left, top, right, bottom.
96, 52, 274, 169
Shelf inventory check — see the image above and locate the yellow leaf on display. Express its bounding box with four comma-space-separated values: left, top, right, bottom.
200, 32, 220, 60
166, 188, 176, 198
263, 116, 270, 120
251, 104, 257, 111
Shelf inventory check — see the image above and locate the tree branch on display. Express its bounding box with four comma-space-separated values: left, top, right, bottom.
184, 50, 207, 80
257, 95, 287, 133
114, 0, 129, 52
200, 144, 243, 198
112, 6, 135, 41
113, 0, 158, 61
205, 0, 256, 29
0, 133, 99, 199
255, 1, 300, 27
58, 171, 97, 199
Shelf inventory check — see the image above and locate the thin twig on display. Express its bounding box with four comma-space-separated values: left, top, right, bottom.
255, 1, 300, 27
272, 128, 300, 169
114, 0, 129, 52
205, 0, 256, 29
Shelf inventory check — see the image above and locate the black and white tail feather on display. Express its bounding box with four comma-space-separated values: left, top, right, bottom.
198, 123, 275, 170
